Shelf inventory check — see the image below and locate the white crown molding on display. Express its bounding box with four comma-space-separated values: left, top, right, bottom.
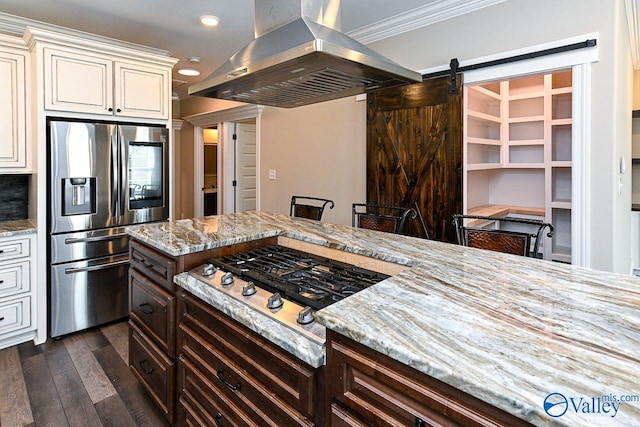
347, 0, 509, 45
625, 0, 640, 69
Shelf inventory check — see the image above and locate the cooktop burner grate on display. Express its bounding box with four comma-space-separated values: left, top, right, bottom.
208, 245, 389, 310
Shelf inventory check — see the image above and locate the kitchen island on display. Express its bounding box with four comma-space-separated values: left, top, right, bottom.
127, 211, 640, 426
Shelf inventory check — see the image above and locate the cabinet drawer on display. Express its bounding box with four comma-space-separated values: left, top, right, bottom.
0, 260, 30, 298
130, 240, 175, 291
330, 403, 369, 427
0, 296, 31, 335
0, 238, 29, 262
180, 323, 314, 427
328, 331, 532, 427
179, 292, 319, 424
179, 355, 261, 427
129, 321, 175, 422
130, 268, 175, 357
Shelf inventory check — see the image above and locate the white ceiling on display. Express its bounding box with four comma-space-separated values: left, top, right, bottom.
0, 0, 507, 88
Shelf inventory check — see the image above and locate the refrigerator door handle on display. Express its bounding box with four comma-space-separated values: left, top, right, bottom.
119, 130, 127, 217
64, 232, 128, 244
111, 132, 119, 220
64, 259, 129, 274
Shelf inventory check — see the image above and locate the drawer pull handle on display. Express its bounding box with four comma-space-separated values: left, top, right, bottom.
0, 317, 4, 322
0, 280, 3, 284
214, 412, 224, 427
138, 303, 154, 315
138, 259, 155, 271
217, 368, 241, 391
139, 359, 154, 375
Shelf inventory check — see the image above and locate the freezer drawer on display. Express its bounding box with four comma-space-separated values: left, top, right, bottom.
50, 253, 129, 338
50, 227, 130, 264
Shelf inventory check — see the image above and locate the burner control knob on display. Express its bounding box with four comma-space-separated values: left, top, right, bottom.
221, 272, 234, 286
202, 264, 216, 276
297, 306, 315, 325
267, 293, 283, 310
242, 282, 257, 296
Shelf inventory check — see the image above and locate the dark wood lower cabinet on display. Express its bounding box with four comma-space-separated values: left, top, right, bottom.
176, 289, 325, 427
326, 330, 532, 427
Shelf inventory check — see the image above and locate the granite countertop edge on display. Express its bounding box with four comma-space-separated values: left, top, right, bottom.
0, 219, 37, 237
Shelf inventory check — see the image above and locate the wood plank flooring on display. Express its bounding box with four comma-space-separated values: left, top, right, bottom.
0, 321, 170, 427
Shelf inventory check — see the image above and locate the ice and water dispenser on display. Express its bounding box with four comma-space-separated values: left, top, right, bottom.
61, 177, 97, 216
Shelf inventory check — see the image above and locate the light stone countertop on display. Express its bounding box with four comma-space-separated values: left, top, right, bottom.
127, 211, 640, 426
0, 219, 36, 237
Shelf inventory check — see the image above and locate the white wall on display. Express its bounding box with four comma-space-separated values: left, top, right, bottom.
259, 96, 367, 225
365, 0, 633, 272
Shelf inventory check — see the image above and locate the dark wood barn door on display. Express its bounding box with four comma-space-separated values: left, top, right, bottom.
366, 76, 462, 242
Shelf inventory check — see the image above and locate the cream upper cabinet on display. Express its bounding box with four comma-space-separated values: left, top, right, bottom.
115, 61, 169, 119
0, 46, 29, 171
44, 47, 170, 120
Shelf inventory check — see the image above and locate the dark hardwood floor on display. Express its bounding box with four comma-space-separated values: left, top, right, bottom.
0, 320, 170, 427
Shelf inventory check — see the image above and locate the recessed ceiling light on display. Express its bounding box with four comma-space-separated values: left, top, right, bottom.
178, 68, 201, 76
200, 15, 220, 26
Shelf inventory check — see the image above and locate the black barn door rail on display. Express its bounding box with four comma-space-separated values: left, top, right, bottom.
423, 39, 597, 94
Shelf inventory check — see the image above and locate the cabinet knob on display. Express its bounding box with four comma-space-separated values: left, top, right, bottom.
0, 317, 4, 322
116, 108, 122, 113
108, 107, 113, 112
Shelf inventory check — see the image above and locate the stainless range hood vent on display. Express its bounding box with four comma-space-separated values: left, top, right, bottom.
188, 0, 422, 108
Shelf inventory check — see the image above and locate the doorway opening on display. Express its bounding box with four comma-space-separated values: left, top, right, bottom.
464, 69, 573, 263
203, 126, 218, 215
185, 104, 263, 218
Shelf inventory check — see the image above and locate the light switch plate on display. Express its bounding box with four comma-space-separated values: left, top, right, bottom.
268, 169, 276, 180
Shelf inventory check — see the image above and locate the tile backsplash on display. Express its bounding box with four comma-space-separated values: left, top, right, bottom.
0, 175, 29, 221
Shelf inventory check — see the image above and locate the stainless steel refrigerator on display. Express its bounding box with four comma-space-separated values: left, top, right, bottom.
48, 119, 169, 338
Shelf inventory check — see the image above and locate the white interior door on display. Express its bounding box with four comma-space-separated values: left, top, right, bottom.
235, 123, 257, 212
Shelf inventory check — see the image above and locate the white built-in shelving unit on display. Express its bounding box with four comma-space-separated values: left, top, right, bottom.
464, 69, 573, 263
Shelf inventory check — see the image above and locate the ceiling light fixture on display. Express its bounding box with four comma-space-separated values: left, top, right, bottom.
178, 57, 202, 76
200, 15, 220, 26
178, 68, 200, 76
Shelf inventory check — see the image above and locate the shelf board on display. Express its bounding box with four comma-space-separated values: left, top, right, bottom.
465, 163, 502, 171
508, 115, 544, 123
551, 161, 572, 167
508, 91, 544, 101
551, 87, 572, 95
551, 118, 572, 126
632, 158, 640, 164
467, 137, 502, 146
551, 201, 572, 209
632, 110, 640, 118
507, 139, 545, 146
469, 85, 501, 100
467, 110, 501, 123
503, 163, 545, 169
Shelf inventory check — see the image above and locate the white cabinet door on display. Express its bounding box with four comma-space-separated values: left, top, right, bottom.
0, 49, 27, 169
44, 48, 113, 115
115, 61, 169, 120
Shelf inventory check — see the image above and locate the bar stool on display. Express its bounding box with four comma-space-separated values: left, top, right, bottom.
290, 196, 334, 220
352, 203, 416, 234
452, 214, 554, 258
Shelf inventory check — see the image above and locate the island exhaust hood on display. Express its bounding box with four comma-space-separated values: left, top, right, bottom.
188, 0, 422, 108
